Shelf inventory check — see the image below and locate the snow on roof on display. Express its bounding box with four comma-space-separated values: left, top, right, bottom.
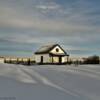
35, 44, 58, 54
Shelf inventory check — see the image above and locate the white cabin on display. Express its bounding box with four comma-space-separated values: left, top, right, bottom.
34, 44, 69, 64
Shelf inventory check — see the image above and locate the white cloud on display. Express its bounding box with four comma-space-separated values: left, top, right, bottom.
35, 5, 59, 10
0, 0, 99, 35
0, 7, 99, 36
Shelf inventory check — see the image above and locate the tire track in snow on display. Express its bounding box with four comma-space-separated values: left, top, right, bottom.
39, 66, 100, 80
0, 64, 37, 84
19, 66, 80, 98
64, 68, 100, 80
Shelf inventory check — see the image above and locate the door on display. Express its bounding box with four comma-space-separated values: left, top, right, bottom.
59, 56, 62, 64
40, 56, 43, 63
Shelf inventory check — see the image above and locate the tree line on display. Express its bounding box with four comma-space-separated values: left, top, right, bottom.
68, 55, 100, 65
82, 55, 99, 64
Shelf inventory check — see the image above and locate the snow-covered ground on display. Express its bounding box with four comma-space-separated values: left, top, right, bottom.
0, 64, 100, 100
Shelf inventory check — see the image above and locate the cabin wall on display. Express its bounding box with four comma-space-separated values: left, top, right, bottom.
35, 54, 50, 63
52, 57, 59, 63
0, 58, 4, 63
62, 56, 67, 63
35, 55, 68, 64
52, 56, 67, 63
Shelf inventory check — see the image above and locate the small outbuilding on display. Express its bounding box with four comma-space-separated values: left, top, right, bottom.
34, 44, 69, 64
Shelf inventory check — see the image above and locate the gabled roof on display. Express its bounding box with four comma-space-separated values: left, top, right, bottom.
34, 44, 67, 55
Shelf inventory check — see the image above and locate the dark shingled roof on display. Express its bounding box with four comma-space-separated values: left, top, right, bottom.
34, 44, 67, 55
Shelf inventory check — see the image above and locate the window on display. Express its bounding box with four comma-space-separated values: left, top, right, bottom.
56, 48, 59, 52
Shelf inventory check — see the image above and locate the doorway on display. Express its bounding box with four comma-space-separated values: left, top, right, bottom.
59, 56, 62, 64
40, 56, 43, 64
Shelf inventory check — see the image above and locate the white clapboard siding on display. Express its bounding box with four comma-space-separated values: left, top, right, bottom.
35, 54, 50, 63
50, 46, 65, 54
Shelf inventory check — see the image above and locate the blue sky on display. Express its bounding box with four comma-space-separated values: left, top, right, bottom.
0, 0, 100, 57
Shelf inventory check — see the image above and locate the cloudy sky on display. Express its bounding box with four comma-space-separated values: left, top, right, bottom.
0, 0, 100, 57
